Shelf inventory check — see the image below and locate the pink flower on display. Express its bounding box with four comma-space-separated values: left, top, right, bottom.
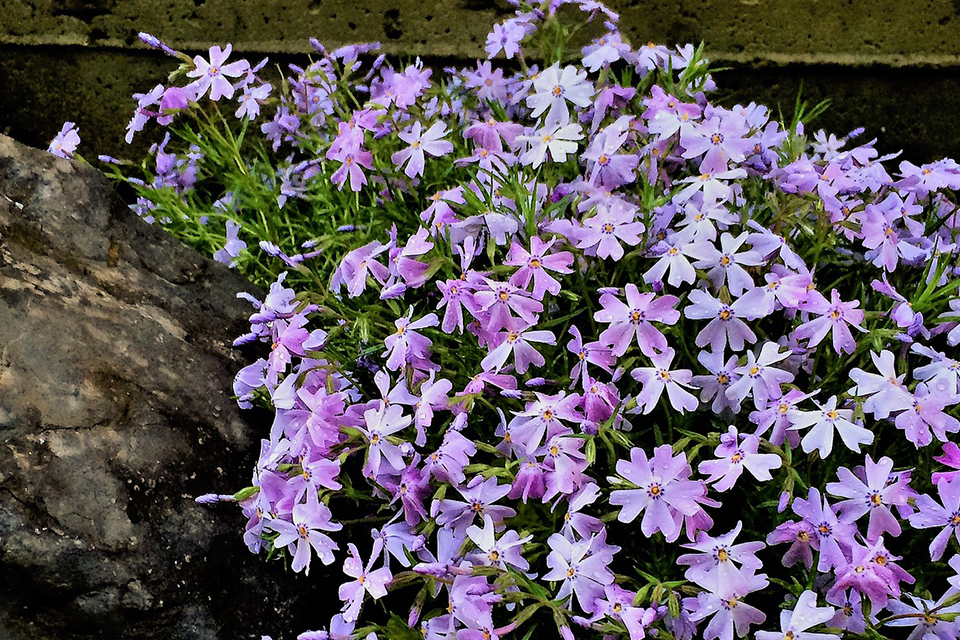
794, 289, 866, 355
505, 236, 574, 300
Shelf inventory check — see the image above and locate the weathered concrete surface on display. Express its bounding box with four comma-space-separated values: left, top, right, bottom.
0, 135, 326, 639
2, 0, 960, 164
2, 0, 960, 64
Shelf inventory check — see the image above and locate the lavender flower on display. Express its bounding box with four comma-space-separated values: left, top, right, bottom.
48, 122, 80, 158
186, 44, 250, 101
609, 445, 709, 542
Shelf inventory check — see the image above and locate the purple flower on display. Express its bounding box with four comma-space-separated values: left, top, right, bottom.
566, 326, 616, 388
213, 219, 247, 267
895, 382, 960, 447
789, 395, 874, 459
510, 391, 583, 454
698, 425, 781, 492
630, 347, 699, 414
543, 532, 616, 613
908, 476, 960, 560
684, 290, 759, 353
609, 445, 710, 542
330, 241, 390, 298
423, 430, 476, 486
884, 592, 960, 640
766, 518, 818, 569
577, 199, 646, 261
266, 490, 341, 575
505, 236, 574, 300
526, 63, 594, 124
391, 121, 454, 178
684, 569, 767, 640
432, 475, 516, 533
540, 432, 588, 498
481, 326, 556, 374
48, 122, 80, 158
437, 278, 477, 334
680, 114, 753, 165
794, 289, 866, 355
755, 591, 838, 640
690, 349, 741, 414
558, 482, 604, 541
725, 342, 794, 410
594, 284, 680, 357
473, 279, 543, 332
485, 19, 530, 59
791, 487, 855, 572
827, 537, 914, 609
465, 514, 531, 572
359, 403, 411, 479
826, 454, 913, 541
847, 350, 914, 419
411, 372, 451, 444
517, 120, 584, 167
383, 309, 438, 371
338, 543, 392, 622
186, 44, 250, 101
582, 121, 639, 188
677, 521, 764, 592
685, 232, 764, 296
236, 82, 272, 120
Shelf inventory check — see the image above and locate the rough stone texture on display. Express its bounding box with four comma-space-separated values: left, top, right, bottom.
0, 135, 326, 639
1, 1, 960, 167
2, 0, 960, 63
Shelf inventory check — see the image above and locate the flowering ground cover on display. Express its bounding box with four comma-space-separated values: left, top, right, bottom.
49, 2, 960, 639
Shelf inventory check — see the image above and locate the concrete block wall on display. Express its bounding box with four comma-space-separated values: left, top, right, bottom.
1, 0, 959, 161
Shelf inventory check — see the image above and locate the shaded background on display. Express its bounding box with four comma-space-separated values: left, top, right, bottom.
1, 0, 959, 165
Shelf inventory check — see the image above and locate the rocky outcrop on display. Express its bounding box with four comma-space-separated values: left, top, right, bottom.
0, 135, 319, 639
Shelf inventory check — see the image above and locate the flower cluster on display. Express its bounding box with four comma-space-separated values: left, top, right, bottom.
58, 1, 960, 639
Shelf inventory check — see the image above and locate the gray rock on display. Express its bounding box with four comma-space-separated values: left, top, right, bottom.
0, 135, 319, 639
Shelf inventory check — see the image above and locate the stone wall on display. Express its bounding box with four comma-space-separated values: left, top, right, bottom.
1, 0, 960, 160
